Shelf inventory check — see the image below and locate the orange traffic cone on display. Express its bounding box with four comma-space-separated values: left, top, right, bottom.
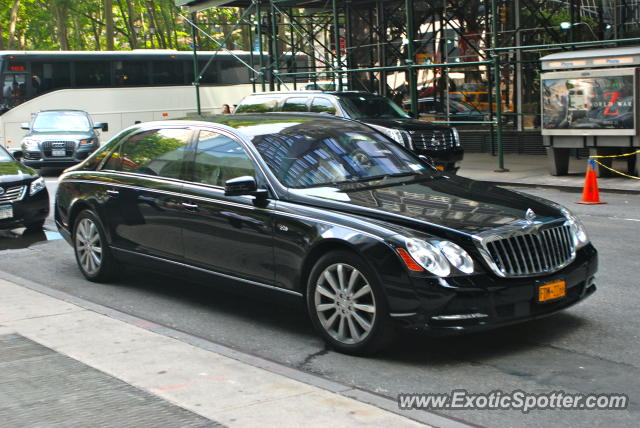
576, 159, 606, 204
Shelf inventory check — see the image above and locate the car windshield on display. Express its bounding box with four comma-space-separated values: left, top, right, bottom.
32, 111, 91, 132
251, 126, 427, 188
338, 94, 410, 120
0, 146, 12, 161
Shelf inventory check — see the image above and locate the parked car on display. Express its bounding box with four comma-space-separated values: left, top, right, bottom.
55, 114, 597, 355
20, 109, 108, 169
404, 97, 488, 123
234, 91, 463, 172
0, 145, 49, 230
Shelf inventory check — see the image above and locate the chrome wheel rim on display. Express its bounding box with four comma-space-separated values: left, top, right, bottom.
75, 218, 102, 275
314, 263, 376, 345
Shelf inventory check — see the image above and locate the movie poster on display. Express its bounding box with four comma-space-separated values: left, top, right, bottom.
542, 75, 634, 130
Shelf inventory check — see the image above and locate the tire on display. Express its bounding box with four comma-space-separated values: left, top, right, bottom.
306, 250, 395, 356
24, 219, 45, 231
72, 210, 119, 282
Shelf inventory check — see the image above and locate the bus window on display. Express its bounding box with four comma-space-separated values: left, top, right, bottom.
217, 59, 248, 85
152, 61, 185, 85
76, 61, 110, 87
198, 60, 218, 84
31, 62, 71, 95
2, 74, 27, 107
115, 61, 149, 86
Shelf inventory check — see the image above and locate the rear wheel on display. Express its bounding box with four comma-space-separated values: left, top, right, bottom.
73, 210, 118, 282
306, 250, 394, 355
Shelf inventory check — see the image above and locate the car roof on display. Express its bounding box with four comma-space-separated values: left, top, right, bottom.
36, 109, 89, 114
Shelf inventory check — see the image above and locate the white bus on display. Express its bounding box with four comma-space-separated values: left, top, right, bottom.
0, 50, 308, 148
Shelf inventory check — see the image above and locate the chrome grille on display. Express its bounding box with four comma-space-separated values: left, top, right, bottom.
0, 185, 26, 203
409, 129, 456, 151
481, 224, 575, 277
42, 140, 75, 157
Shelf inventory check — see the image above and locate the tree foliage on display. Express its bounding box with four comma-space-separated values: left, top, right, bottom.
0, 0, 246, 51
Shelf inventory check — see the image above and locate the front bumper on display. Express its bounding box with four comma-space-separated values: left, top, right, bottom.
23, 147, 96, 168
0, 189, 49, 229
391, 244, 598, 335
413, 148, 464, 172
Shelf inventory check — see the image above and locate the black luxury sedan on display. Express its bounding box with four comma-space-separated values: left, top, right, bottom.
20, 110, 108, 169
0, 145, 49, 230
235, 91, 464, 172
55, 114, 597, 355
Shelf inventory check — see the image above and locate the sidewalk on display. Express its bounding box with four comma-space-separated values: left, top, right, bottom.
0, 277, 441, 428
457, 153, 640, 193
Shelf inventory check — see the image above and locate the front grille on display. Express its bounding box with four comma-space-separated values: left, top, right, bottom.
481, 224, 575, 277
409, 129, 456, 151
0, 185, 27, 203
42, 140, 75, 158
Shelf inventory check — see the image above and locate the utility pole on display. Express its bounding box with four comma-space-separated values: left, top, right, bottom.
491, 0, 507, 172
405, 0, 418, 116
191, 12, 202, 116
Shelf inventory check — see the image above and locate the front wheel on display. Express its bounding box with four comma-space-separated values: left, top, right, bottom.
306, 250, 394, 355
73, 210, 118, 282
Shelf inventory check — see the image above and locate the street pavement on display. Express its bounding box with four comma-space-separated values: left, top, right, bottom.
0, 165, 638, 427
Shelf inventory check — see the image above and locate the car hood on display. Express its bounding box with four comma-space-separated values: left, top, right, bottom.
0, 159, 38, 184
286, 174, 563, 237
360, 118, 451, 131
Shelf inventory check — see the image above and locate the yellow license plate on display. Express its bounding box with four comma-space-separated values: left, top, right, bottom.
538, 280, 566, 302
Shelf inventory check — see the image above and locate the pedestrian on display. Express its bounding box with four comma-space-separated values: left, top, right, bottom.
221, 104, 231, 114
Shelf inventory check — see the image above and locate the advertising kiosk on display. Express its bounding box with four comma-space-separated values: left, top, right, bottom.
540, 47, 640, 176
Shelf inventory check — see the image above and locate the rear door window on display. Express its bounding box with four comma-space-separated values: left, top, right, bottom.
310, 97, 337, 115
235, 97, 279, 113
282, 97, 309, 112
103, 128, 192, 179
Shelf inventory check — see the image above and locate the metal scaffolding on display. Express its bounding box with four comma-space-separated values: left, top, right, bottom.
176, 0, 640, 170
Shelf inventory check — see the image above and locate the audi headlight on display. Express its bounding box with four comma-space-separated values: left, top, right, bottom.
79, 138, 94, 145
22, 138, 39, 150
29, 177, 46, 196
562, 208, 589, 249
436, 241, 474, 274
405, 238, 450, 277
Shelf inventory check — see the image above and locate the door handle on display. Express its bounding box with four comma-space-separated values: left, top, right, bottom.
181, 202, 199, 211
106, 189, 119, 196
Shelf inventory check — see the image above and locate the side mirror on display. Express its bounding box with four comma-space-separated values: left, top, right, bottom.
20, 123, 30, 130
94, 122, 109, 132
224, 176, 268, 200
11, 149, 23, 160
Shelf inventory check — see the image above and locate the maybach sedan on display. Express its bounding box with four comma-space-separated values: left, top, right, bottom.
54, 114, 597, 355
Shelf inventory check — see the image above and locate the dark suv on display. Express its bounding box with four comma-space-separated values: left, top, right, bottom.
234, 91, 463, 172
20, 110, 108, 169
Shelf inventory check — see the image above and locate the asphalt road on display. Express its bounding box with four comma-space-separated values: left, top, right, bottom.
1, 180, 638, 428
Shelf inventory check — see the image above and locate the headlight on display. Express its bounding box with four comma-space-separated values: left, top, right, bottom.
79, 138, 94, 145
562, 208, 589, 249
369, 125, 410, 148
22, 138, 39, 150
451, 127, 461, 147
29, 177, 46, 196
436, 241, 474, 274
405, 238, 450, 277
